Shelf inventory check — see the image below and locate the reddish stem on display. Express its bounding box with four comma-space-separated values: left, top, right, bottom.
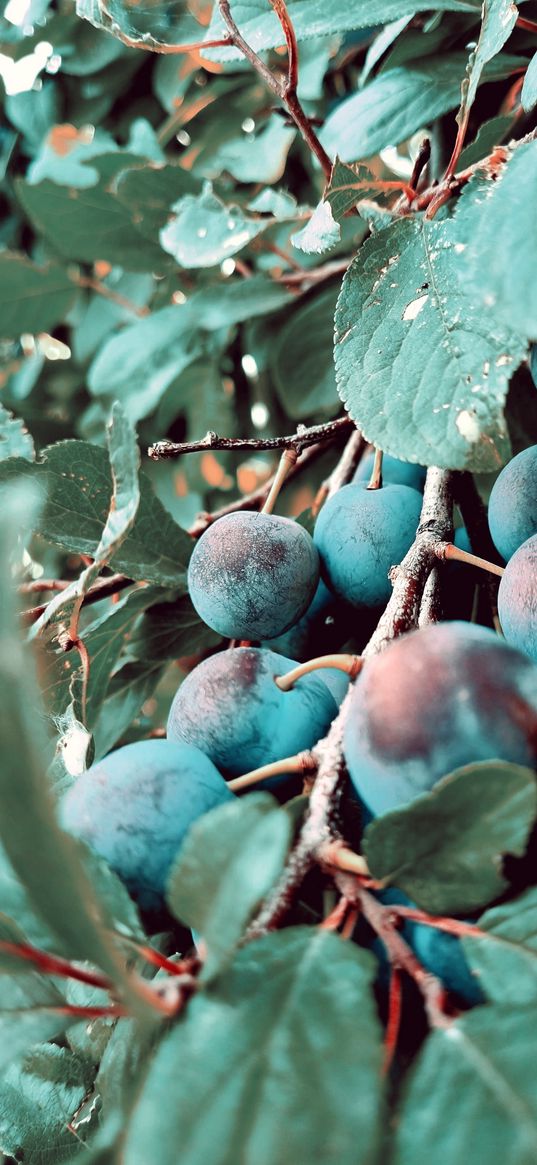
382, 967, 403, 1075
516, 15, 537, 32
388, 906, 487, 940
0, 940, 111, 990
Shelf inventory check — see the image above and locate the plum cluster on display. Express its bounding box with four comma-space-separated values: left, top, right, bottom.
60, 445, 537, 1001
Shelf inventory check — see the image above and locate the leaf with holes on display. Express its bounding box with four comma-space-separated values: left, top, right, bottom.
334, 205, 526, 469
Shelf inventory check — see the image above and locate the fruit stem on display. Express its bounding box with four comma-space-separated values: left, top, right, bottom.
367, 447, 383, 490
275, 653, 363, 691
318, 841, 370, 877
436, 542, 505, 577
261, 448, 299, 514
228, 750, 317, 791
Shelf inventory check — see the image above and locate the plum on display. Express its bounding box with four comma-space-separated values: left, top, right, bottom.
498, 534, 537, 663
167, 646, 338, 778
59, 740, 233, 910
488, 445, 537, 562
187, 510, 319, 640
343, 620, 537, 816
353, 451, 426, 492
313, 482, 422, 608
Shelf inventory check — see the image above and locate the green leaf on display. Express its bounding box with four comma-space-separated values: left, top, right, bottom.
320, 57, 474, 162
114, 162, 199, 241
393, 1006, 537, 1165
16, 172, 167, 273
0, 484, 153, 1013
0, 975, 75, 1076
0, 253, 78, 339
462, 887, 537, 1003
125, 929, 383, 1165
462, 139, 537, 339
271, 281, 342, 419
76, 0, 197, 51
0, 402, 34, 462
334, 209, 526, 469
363, 762, 537, 915
92, 658, 165, 759
0, 442, 192, 586
167, 794, 292, 980
191, 275, 293, 329
291, 199, 341, 254
457, 113, 515, 168
204, 0, 481, 60
206, 115, 296, 185
126, 592, 219, 661
87, 304, 207, 423
455, 0, 518, 132
159, 183, 268, 268
31, 403, 140, 640
521, 51, 537, 111
0, 1044, 94, 1164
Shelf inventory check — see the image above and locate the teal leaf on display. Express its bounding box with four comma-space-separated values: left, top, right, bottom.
0, 253, 77, 339
0, 403, 34, 462
76, 0, 200, 51
462, 887, 537, 1003
31, 403, 141, 640
0, 1044, 94, 1164
159, 183, 268, 268
461, 138, 537, 339
204, 1, 481, 61
456, 0, 518, 129
393, 1006, 537, 1165
363, 762, 537, 915
291, 199, 341, 254
167, 794, 292, 980
521, 51, 537, 111
271, 281, 342, 419
0, 442, 193, 586
334, 209, 526, 469
125, 929, 383, 1165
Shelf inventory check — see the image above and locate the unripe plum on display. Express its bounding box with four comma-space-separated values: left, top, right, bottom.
167, 646, 338, 778
59, 740, 233, 910
187, 511, 320, 640
343, 620, 537, 817
488, 445, 537, 561
313, 482, 422, 607
498, 534, 537, 663
353, 451, 426, 492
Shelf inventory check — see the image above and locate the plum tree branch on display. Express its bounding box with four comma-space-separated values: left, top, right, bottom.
148, 416, 354, 460
217, 0, 332, 178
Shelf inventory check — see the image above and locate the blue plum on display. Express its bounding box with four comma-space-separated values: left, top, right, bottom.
353, 451, 426, 492
498, 534, 537, 663
167, 646, 338, 778
187, 510, 319, 640
313, 482, 422, 607
59, 740, 233, 910
343, 621, 537, 817
488, 445, 537, 561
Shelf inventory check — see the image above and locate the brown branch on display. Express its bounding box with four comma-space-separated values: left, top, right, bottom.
217, 0, 332, 178
148, 416, 354, 460
21, 573, 133, 627
75, 276, 151, 318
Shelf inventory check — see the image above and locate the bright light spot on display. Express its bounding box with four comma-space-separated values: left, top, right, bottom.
45, 53, 62, 74
0, 41, 52, 94
38, 334, 71, 361
241, 354, 258, 378
454, 242, 466, 254
221, 258, 236, 276
197, 226, 207, 238
379, 145, 414, 180
402, 293, 428, 321
251, 402, 269, 428
4, 0, 30, 24
176, 129, 191, 146
172, 290, 187, 304
242, 117, 255, 133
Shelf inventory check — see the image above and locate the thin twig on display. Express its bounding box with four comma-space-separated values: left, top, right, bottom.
21, 573, 133, 626
312, 428, 366, 516
148, 416, 354, 460
76, 276, 151, 318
